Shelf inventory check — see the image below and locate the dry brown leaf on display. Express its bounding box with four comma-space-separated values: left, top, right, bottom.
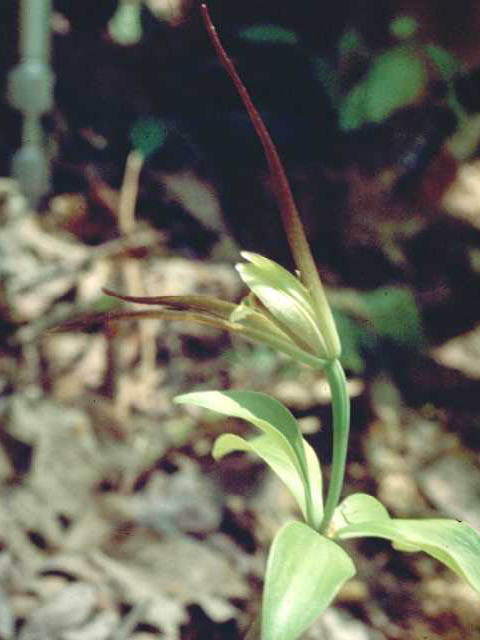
18, 582, 97, 640
60, 610, 120, 640
91, 551, 186, 637
100, 458, 222, 534
430, 324, 480, 380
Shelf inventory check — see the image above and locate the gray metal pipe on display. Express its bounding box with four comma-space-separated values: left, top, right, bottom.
20, 0, 52, 63
7, 0, 54, 205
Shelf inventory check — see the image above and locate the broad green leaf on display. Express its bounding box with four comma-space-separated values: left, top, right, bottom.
365, 48, 426, 123
213, 433, 323, 527
336, 518, 480, 592
262, 522, 356, 640
238, 24, 299, 47
175, 390, 308, 481
332, 493, 390, 532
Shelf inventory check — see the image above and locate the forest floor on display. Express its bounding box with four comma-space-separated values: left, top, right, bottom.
2, 163, 480, 640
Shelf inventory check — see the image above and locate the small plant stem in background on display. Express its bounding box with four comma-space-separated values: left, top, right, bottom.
118, 151, 143, 229
200, 4, 340, 360
116, 149, 157, 423
320, 359, 350, 534
118, 150, 145, 297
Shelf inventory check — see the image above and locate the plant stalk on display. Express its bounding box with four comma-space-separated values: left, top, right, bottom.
319, 358, 350, 534
200, 4, 340, 360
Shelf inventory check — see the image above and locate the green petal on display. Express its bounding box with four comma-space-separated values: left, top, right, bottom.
237, 259, 326, 357
239, 252, 313, 312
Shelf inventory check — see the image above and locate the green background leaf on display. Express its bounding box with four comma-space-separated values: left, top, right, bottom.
108, 2, 142, 46
360, 286, 425, 349
238, 24, 299, 46
340, 47, 427, 130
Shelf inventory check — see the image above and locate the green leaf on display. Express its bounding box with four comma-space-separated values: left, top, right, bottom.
336, 518, 480, 592
365, 48, 427, 123
213, 433, 323, 527
360, 286, 425, 349
238, 24, 299, 47
390, 16, 418, 40
176, 390, 305, 464
108, 2, 142, 46
175, 390, 321, 527
340, 47, 427, 130
332, 493, 390, 532
262, 522, 356, 640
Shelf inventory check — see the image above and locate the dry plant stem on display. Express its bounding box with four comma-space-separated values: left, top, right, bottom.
114, 150, 158, 449
114, 151, 157, 492
117, 150, 157, 382
200, 4, 340, 360
118, 150, 145, 297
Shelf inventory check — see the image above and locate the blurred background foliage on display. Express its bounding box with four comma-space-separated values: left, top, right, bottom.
2, 2, 480, 638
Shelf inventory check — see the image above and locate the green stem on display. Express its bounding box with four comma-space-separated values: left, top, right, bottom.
319, 359, 350, 534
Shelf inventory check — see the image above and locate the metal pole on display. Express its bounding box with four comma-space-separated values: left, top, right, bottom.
7, 0, 54, 205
